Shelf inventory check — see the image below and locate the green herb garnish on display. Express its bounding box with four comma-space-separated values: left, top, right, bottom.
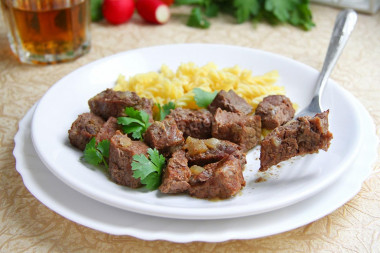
83, 138, 110, 167
131, 148, 166, 190
187, 7, 211, 29
156, 101, 176, 121
174, 0, 315, 31
90, 0, 103, 21
117, 107, 151, 140
193, 88, 218, 108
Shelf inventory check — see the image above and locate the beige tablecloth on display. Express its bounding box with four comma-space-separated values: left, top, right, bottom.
1, 4, 379, 252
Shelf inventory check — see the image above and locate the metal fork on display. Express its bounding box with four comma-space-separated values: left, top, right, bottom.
296, 9, 357, 118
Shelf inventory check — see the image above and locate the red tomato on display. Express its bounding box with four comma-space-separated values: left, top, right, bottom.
102, 0, 135, 25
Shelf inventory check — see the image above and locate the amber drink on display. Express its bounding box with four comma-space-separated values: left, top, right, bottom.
1, 0, 91, 64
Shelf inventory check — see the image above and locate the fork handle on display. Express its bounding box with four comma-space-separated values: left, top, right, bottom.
313, 9, 357, 111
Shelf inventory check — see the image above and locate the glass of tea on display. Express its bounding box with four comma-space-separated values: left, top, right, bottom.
1, 0, 91, 64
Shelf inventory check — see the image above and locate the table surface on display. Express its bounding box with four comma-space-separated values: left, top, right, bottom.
1, 4, 379, 252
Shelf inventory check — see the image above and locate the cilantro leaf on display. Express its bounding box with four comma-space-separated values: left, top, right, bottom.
117, 107, 151, 140
131, 148, 166, 190
131, 127, 144, 140
83, 138, 110, 167
147, 148, 166, 171
264, 0, 314, 29
205, 3, 219, 17
97, 139, 110, 158
156, 102, 176, 121
141, 173, 161, 190
124, 107, 142, 120
193, 88, 218, 108
162, 102, 176, 120
83, 139, 102, 165
117, 117, 145, 127
132, 154, 155, 179
176, 0, 314, 30
234, 0, 260, 23
290, 1, 315, 30
265, 0, 294, 22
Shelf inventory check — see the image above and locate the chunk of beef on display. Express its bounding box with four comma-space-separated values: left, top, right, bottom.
208, 89, 252, 115
159, 150, 191, 194
88, 88, 154, 121
212, 108, 261, 152
109, 131, 149, 188
68, 112, 105, 151
144, 118, 184, 157
260, 110, 333, 171
188, 155, 246, 199
165, 108, 212, 139
95, 117, 122, 143
255, 95, 295, 130
183, 137, 246, 168
188, 165, 213, 186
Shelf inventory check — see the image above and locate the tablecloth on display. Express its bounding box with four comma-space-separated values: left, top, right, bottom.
0, 4, 379, 252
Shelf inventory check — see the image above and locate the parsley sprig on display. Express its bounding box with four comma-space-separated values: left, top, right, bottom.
175, 0, 315, 30
117, 107, 151, 140
193, 88, 218, 108
132, 148, 166, 190
83, 138, 110, 167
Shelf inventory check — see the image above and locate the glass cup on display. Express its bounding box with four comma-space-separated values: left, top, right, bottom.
0, 0, 91, 64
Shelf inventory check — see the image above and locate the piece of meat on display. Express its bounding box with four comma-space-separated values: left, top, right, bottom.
165, 108, 213, 139
95, 117, 122, 143
208, 89, 252, 115
68, 112, 105, 150
259, 110, 333, 171
188, 165, 213, 186
159, 150, 191, 194
88, 88, 154, 121
183, 136, 246, 168
109, 131, 149, 188
212, 108, 261, 152
255, 95, 295, 130
144, 118, 184, 157
188, 155, 246, 199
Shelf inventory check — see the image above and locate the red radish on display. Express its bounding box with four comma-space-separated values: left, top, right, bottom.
102, 0, 135, 25
135, 0, 170, 24
160, 0, 174, 5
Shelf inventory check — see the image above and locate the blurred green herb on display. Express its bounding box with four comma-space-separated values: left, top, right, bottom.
187, 7, 211, 28
174, 0, 315, 30
90, 0, 103, 21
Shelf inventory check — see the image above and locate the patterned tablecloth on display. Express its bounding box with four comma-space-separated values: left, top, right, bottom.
1, 4, 379, 252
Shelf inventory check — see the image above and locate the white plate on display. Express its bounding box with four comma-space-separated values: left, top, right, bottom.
31, 44, 363, 219
14, 99, 377, 242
